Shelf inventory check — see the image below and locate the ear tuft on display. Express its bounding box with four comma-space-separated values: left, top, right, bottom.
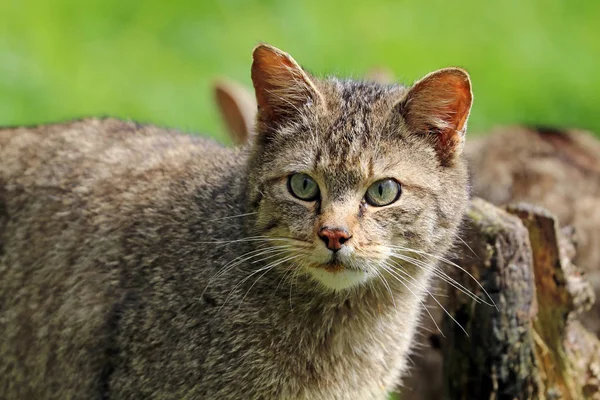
398, 68, 473, 164
251, 44, 322, 129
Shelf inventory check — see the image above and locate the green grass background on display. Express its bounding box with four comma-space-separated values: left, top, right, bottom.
1, 0, 599, 144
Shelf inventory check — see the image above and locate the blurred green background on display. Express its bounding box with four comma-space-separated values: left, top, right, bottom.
1, 0, 599, 144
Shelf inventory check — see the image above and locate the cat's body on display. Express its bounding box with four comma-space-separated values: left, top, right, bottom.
0, 118, 424, 400
0, 118, 243, 398
0, 45, 472, 399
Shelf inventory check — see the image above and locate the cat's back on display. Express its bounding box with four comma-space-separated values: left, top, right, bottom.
0, 118, 244, 399
0, 117, 241, 230
0, 117, 233, 185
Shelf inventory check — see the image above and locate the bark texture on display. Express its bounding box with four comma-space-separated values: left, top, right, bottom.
439, 199, 599, 400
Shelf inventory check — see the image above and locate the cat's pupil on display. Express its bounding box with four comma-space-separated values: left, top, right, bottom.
288, 173, 319, 201
365, 179, 400, 207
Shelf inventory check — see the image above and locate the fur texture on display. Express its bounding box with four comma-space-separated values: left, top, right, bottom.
0, 44, 471, 399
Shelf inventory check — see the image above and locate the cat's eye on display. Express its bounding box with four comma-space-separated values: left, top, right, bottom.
288, 173, 320, 201
365, 179, 401, 207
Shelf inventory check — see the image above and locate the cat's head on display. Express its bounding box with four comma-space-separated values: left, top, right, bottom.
246, 44, 472, 291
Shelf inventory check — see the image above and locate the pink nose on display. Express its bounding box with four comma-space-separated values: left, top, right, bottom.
318, 228, 351, 251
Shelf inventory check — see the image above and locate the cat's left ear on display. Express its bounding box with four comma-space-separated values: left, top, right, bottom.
396, 68, 473, 165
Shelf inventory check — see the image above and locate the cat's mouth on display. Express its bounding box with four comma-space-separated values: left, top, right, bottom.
306, 260, 368, 290
315, 255, 363, 274
306, 260, 346, 273
303, 249, 369, 289
321, 261, 345, 274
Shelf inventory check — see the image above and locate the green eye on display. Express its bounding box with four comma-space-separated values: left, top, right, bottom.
365, 179, 401, 206
288, 173, 320, 201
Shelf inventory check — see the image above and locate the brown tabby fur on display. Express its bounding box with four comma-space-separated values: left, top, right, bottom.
212, 65, 600, 400
0, 44, 472, 399
213, 76, 600, 338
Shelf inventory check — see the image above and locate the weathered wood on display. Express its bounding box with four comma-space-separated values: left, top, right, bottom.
467, 126, 600, 336
507, 204, 599, 400
442, 198, 539, 399
439, 198, 600, 399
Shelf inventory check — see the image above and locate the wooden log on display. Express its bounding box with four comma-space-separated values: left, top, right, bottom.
467, 126, 600, 336
439, 198, 600, 399
507, 204, 599, 400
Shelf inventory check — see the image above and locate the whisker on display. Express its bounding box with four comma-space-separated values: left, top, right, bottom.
214, 256, 294, 317
389, 245, 497, 310
196, 236, 293, 245
390, 252, 489, 306
454, 234, 479, 259
289, 264, 303, 311
372, 264, 396, 309
206, 211, 259, 222
207, 245, 291, 282
379, 262, 446, 337
275, 264, 295, 292
202, 246, 292, 296
384, 260, 469, 337
250, 250, 295, 265
237, 254, 303, 307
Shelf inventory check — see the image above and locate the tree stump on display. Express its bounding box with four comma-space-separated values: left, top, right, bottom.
441, 198, 600, 399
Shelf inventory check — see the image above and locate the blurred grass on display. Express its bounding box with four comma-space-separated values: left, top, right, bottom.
1, 0, 599, 144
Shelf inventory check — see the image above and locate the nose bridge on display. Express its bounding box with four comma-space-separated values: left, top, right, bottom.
319, 199, 355, 231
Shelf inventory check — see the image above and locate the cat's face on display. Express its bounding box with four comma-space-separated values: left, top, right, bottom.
247, 45, 471, 291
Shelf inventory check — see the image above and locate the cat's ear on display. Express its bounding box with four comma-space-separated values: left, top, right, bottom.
251, 44, 323, 129
397, 68, 472, 164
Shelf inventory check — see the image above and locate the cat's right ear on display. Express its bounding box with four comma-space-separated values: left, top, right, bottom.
251, 44, 323, 130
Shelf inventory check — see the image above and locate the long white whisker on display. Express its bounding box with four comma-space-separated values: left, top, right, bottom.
196, 236, 293, 245
238, 255, 303, 307
380, 262, 446, 337
373, 265, 396, 309
289, 264, 302, 311
391, 252, 489, 306
249, 250, 294, 266
389, 245, 497, 310
454, 234, 478, 259
384, 260, 469, 337
215, 256, 295, 317
206, 211, 258, 222
207, 246, 290, 282
275, 264, 295, 292
202, 246, 292, 296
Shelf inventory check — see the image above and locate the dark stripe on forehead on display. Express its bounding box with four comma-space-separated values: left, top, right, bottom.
325, 169, 363, 200
368, 157, 375, 180
326, 110, 371, 160
312, 146, 323, 170
339, 80, 387, 105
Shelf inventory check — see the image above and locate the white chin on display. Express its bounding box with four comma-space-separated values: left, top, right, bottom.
307, 268, 368, 291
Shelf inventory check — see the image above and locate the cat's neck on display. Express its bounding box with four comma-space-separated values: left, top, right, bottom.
222, 250, 430, 340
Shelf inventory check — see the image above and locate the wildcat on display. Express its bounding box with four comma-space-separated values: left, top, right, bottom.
0, 44, 472, 399
213, 74, 600, 339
